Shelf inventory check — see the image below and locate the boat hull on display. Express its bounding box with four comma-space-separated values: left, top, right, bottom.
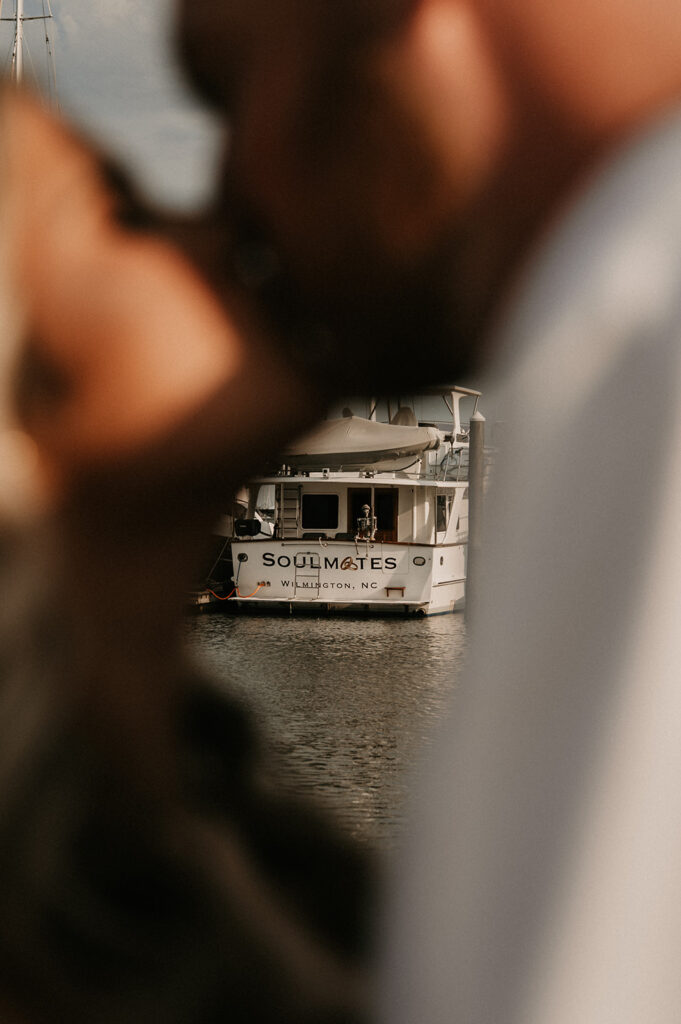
229, 539, 466, 616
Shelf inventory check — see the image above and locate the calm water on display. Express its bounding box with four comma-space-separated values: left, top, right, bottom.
184, 612, 467, 847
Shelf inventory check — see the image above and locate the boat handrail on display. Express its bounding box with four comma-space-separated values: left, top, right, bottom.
266, 463, 471, 482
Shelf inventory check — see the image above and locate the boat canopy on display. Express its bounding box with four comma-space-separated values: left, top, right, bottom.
284, 416, 441, 471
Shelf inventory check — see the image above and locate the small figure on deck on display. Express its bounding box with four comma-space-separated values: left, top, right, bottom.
356, 504, 377, 542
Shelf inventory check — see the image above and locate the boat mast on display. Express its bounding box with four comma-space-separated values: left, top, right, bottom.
1, 0, 57, 99
14, 0, 23, 83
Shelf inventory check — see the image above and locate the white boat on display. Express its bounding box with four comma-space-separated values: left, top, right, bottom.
228, 388, 481, 616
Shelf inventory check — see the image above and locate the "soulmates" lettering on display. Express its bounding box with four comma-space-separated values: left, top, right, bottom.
262, 553, 398, 571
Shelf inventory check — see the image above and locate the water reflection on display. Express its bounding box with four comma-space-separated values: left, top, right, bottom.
184, 613, 467, 847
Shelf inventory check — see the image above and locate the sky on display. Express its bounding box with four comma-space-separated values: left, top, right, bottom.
1, 0, 223, 210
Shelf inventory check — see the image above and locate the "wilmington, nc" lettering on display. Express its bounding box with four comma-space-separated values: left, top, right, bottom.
280, 580, 380, 590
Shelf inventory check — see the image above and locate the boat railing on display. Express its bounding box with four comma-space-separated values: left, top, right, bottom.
433, 448, 469, 481
270, 461, 471, 482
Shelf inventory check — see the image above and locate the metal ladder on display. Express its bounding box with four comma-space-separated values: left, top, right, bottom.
294, 553, 321, 597
281, 484, 300, 538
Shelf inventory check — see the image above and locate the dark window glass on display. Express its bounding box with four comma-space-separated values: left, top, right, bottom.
436, 494, 448, 532
302, 494, 339, 529
375, 490, 396, 531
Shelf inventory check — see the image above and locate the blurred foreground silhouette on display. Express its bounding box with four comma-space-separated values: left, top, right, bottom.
174, 3, 681, 1024
0, 86, 371, 1022
7, 0, 681, 1019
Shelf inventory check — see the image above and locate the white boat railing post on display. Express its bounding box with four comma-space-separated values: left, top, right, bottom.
466, 409, 485, 625
450, 389, 462, 438
411, 486, 416, 542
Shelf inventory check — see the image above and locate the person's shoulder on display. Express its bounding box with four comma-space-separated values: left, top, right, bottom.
2, 89, 99, 199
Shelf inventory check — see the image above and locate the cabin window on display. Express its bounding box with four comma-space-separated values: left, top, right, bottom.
436, 494, 454, 532
302, 494, 339, 530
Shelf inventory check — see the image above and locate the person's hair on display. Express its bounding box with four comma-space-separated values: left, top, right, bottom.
177, 0, 418, 114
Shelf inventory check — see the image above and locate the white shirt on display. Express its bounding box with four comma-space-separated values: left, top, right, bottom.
382, 105, 681, 1024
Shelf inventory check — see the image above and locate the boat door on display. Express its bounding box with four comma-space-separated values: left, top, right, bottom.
348, 487, 398, 542
294, 552, 321, 597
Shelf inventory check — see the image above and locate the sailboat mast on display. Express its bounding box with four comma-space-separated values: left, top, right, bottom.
1, 1, 57, 101
14, 0, 23, 83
